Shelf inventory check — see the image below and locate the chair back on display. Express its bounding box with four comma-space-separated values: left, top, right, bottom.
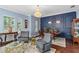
20, 31, 29, 37
43, 33, 52, 43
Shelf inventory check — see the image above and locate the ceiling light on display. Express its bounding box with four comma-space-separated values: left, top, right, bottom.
34, 5, 42, 17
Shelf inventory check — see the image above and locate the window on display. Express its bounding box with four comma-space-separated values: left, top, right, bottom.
4, 16, 14, 32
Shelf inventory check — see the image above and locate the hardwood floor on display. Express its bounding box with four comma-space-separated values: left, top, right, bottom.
52, 39, 79, 53
52, 44, 79, 53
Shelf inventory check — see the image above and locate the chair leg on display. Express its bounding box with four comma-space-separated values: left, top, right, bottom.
53, 37, 56, 42
42, 49, 51, 53
0, 37, 3, 46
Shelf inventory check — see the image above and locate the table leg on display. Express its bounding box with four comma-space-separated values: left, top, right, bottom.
5, 34, 7, 42
14, 34, 17, 41
0, 37, 3, 45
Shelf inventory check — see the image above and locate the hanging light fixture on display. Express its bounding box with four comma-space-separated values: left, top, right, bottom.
34, 5, 42, 17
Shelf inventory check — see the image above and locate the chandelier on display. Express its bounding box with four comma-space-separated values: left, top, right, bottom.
34, 5, 42, 17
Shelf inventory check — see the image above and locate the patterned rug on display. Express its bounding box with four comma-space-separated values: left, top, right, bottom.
0, 42, 56, 53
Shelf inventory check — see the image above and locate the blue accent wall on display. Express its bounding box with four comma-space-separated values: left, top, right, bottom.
41, 12, 76, 34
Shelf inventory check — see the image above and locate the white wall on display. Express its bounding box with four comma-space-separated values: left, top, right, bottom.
0, 8, 26, 33
0, 8, 41, 42
26, 16, 40, 37
0, 8, 27, 42
31, 16, 40, 36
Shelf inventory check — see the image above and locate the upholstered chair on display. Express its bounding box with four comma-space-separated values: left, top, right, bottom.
36, 33, 52, 53
17, 31, 29, 43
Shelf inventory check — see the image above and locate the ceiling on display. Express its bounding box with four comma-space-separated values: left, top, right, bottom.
0, 5, 79, 17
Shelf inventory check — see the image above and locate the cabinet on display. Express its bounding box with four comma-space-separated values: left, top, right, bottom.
72, 19, 79, 44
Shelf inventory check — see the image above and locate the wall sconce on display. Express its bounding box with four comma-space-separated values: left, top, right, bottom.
48, 21, 52, 24
56, 20, 61, 24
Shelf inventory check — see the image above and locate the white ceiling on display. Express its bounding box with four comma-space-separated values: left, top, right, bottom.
0, 5, 79, 17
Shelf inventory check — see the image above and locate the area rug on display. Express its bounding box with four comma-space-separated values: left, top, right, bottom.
0, 42, 56, 53
24, 45, 56, 53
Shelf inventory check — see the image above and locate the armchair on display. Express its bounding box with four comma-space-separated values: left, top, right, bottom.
17, 31, 29, 43
36, 33, 52, 53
